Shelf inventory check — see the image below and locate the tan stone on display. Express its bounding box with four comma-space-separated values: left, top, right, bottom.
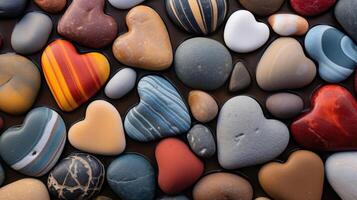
112, 6, 173, 71
0, 179, 50, 200
268, 14, 309, 36
34, 0, 67, 13
259, 150, 324, 200
188, 90, 218, 123
68, 100, 126, 155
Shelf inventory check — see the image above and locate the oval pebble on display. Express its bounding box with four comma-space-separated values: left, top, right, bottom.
187, 124, 216, 158
188, 90, 218, 123
268, 14, 309, 36
107, 154, 156, 200
11, 12, 52, 55
193, 172, 253, 200
266, 93, 304, 119
0, 178, 50, 200
229, 62, 251, 92
34, 0, 67, 13
175, 37, 232, 90
105, 68, 137, 99
108, 0, 145, 9
47, 153, 105, 200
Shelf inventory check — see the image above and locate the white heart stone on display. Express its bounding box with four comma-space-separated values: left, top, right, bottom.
105, 68, 137, 99
108, 0, 145, 9
224, 10, 270, 53
326, 152, 357, 200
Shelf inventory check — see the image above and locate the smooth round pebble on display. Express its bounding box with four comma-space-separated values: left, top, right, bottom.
107, 154, 156, 200
105, 68, 137, 99
187, 124, 216, 158
266, 93, 304, 119
47, 153, 105, 200
229, 62, 251, 92
157, 195, 189, 200
239, 0, 285, 16
34, 0, 67, 13
0, 163, 4, 186
188, 90, 218, 123
0, 178, 50, 200
335, 0, 357, 43
268, 14, 309, 36
193, 172, 253, 200
108, 0, 145, 9
11, 12, 52, 55
175, 37, 232, 90
0, 0, 27, 18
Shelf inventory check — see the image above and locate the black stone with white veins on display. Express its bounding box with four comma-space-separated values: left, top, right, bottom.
47, 153, 105, 200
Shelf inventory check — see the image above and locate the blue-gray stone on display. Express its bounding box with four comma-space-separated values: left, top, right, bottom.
11, 12, 53, 55
335, 0, 357, 43
157, 195, 189, 200
174, 37, 233, 90
0, 163, 4, 186
187, 124, 216, 158
0, 0, 27, 18
0, 107, 66, 177
124, 75, 191, 142
305, 25, 357, 83
107, 154, 156, 200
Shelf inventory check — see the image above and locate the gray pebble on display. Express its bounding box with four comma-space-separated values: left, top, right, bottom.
157, 195, 189, 200
0, 163, 4, 186
187, 124, 216, 158
229, 62, 251, 92
266, 93, 304, 119
217, 96, 289, 169
11, 12, 52, 55
105, 68, 137, 99
174, 37, 232, 90
335, 0, 357, 42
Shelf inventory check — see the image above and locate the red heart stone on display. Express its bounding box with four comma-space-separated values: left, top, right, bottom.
290, 0, 336, 16
291, 85, 357, 151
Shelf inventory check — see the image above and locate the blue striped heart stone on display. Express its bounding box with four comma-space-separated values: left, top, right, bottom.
124, 75, 191, 142
0, 107, 66, 177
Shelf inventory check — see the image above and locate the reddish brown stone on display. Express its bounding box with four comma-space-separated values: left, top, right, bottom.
34, 0, 67, 13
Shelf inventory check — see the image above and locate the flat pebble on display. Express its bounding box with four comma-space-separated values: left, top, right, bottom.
229, 62, 251, 92
166, 0, 227, 35
58, 0, 118, 48
239, 0, 285, 16
105, 68, 137, 99
11, 12, 52, 55
193, 172, 253, 200
107, 154, 156, 200
256, 37, 316, 91
157, 195, 189, 200
0, 163, 4, 186
156, 138, 204, 194
125, 76, 191, 142
175, 37, 232, 90
305, 25, 357, 83
335, 0, 357, 42
217, 96, 289, 169
268, 14, 309, 36
188, 90, 218, 123
187, 124, 216, 158
224, 10, 270, 53
266, 93, 304, 119
108, 0, 145, 9
0, 178, 50, 200
34, 0, 67, 13
290, 0, 336, 16
0, 0, 27, 17
48, 153, 105, 200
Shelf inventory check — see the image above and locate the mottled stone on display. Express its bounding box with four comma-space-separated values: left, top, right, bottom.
0, 0, 27, 18
175, 37, 232, 90
188, 90, 218, 123
34, 0, 67, 13
229, 62, 251, 92
187, 124, 216, 158
48, 153, 105, 200
105, 68, 137, 99
335, 0, 357, 43
266, 93, 304, 119
239, 0, 285, 16
0, 179, 50, 200
268, 14, 309, 36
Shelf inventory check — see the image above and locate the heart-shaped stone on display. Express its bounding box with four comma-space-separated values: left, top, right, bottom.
305, 25, 357, 83
41, 39, 110, 112
290, 0, 336, 16
224, 10, 269, 53
217, 96, 289, 169
326, 152, 357, 200
58, 0, 118, 48
291, 85, 357, 151
113, 6, 173, 71
68, 100, 126, 155
259, 150, 324, 200
124, 75, 191, 142
256, 37, 316, 91
0, 53, 41, 114
0, 107, 66, 177
239, 0, 285, 16
0, 178, 50, 200
335, 0, 357, 43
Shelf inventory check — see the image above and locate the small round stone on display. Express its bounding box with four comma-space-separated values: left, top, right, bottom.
229, 62, 251, 92
34, 0, 67, 13
266, 93, 304, 119
188, 90, 218, 123
105, 68, 137, 99
175, 37, 233, 90
187, 124, 216, 158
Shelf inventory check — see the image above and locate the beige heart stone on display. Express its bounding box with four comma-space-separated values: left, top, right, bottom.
0, 178, 50, 200
68, 100, 126, 155
256, 37, 316, 91
112, 6, 173, 71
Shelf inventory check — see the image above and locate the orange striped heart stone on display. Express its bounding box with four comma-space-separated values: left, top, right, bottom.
41, 39, 110, 112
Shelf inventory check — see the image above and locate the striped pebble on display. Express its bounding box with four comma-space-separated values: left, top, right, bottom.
0, 107, 66, 177
166, 0, 228, 35
268, 14, 309, 36
124, 75, 191, 142
305, 25, 357, 83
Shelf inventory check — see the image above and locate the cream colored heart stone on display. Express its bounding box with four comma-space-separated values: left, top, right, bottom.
112, 5, 173, 71
256, 37, 316, 91
268, 14, 309, 36
68, 100, 126, 155
0, 178, 50, 200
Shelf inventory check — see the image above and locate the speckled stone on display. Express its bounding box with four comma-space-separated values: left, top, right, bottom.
229, 62, 251, 92
266, 93, 304, 119
0, 163, 4, 186
188, 90, 218, 123
335, 0, 357, 42
175, 37, 232, 90
187, 124, 216, 158
239, 0, 285, 16
47, 153, 105, 200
